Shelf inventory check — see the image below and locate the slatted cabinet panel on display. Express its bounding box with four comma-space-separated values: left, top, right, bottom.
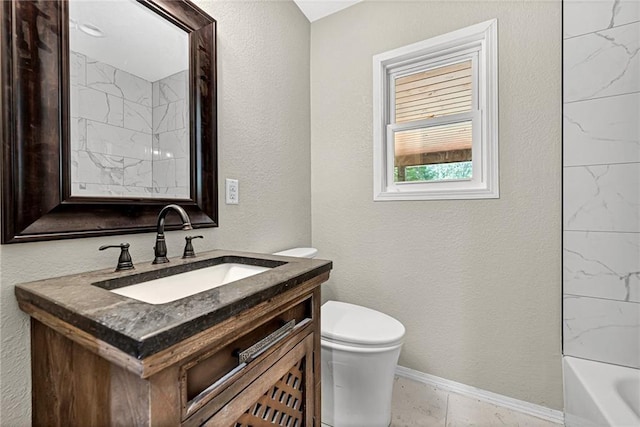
201, 335, 314, 427
236, 360, 306, 427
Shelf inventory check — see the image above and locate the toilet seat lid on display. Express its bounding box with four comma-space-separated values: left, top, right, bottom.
273, 247, 318, 258
321, 301, 405, 346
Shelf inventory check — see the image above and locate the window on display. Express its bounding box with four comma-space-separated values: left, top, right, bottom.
373, 20, 498, 201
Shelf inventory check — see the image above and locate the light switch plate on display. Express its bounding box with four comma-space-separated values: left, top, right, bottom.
225, 178, 239, 204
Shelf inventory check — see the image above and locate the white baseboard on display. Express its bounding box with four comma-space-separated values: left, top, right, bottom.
395, 366, 565, 425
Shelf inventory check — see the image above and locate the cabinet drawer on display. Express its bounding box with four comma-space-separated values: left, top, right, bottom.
181, 296, 313, 421
202, 334, 314, 427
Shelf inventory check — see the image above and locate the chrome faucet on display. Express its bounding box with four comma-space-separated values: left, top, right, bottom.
153, 204, 193, 264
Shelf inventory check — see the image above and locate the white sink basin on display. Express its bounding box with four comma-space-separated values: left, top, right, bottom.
111, 263, 271, 305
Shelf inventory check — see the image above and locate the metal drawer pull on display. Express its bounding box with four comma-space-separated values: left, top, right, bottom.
238, 320, 295, 364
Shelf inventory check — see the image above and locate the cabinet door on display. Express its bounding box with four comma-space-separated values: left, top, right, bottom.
202, 334, 315, 427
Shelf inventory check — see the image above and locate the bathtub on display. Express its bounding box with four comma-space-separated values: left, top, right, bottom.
564, 356, 640, 427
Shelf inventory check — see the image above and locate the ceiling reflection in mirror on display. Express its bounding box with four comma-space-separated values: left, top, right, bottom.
69, 0, 190, 199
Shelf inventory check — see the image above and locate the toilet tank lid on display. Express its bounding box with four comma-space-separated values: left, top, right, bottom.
273, 247, 318, 258
321, 301, 405, 346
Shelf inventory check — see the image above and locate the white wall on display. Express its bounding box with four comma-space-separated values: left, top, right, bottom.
0, 1, 310, 424
562, 0, 640, 369
310, 0, 563, 409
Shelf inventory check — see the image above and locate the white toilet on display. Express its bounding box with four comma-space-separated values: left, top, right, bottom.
273, 248, 405, 427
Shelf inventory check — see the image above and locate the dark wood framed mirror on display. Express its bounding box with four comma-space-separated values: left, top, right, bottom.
1, 0, 217, 244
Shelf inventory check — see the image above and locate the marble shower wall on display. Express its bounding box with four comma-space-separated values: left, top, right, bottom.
562, 0, 640, 369
152, 71, 189, 198
70, 52, 188, 198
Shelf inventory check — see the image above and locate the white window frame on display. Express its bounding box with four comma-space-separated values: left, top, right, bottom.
373, 19, 499, 201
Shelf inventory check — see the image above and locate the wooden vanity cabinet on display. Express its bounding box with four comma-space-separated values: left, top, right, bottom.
25, 273, 327, 427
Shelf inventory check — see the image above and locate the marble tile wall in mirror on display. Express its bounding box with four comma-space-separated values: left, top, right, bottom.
70, 52, 189, 198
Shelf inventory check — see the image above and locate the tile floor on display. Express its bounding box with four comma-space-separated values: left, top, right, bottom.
390, 376, 564, 427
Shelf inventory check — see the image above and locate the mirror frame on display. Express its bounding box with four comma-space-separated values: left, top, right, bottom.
1, 0, 218, 243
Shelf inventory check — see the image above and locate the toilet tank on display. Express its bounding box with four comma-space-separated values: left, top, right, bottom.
272, 247, 318, 258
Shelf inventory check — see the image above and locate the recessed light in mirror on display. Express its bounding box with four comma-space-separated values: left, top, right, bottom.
79, 23, 105, 38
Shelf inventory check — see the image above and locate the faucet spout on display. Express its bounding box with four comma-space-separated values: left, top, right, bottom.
153, 204, 193, 264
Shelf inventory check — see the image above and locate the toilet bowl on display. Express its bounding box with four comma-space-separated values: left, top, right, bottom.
273, 248, 405, 427
321, 301, 404, 427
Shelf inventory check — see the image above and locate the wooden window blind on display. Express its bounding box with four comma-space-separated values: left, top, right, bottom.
395, 60, 472, 123
393, 121, 472, 161
393, 60, 473, 166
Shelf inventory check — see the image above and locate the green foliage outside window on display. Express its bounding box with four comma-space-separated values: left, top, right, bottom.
395, 161, 472, 182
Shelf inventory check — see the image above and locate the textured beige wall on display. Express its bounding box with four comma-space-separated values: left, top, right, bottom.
0, 2, 310, 424
311, 0, 563, 409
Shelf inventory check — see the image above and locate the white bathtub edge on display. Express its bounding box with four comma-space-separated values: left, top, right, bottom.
395, 365, 564, 424
563, 356, 640, 427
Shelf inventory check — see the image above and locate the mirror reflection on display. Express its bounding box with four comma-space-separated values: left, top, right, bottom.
69, 0, 190, 199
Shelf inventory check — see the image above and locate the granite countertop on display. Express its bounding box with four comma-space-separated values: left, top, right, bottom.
15, 249, 332, 359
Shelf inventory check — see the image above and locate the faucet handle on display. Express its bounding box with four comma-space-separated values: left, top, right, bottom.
182, 235, 204, 258
99, 243, 134, 272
